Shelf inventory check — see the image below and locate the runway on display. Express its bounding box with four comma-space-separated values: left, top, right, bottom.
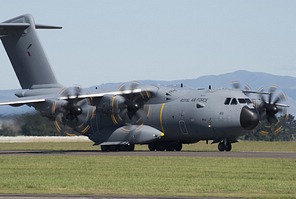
0, 150, 295, 159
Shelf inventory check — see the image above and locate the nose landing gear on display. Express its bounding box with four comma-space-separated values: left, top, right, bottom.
218, 140, 232, 152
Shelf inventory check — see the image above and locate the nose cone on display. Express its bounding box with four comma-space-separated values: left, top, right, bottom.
240, 106, 259, 130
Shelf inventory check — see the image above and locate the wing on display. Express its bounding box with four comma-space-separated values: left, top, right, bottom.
0, 88, 142, 107
0, 95, 46, 106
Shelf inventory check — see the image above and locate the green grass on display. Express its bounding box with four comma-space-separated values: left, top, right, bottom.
0, 141, 296, 198
0, 155, 295, 198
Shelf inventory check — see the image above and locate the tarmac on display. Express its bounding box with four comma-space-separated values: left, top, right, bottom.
0, 150, 295, 159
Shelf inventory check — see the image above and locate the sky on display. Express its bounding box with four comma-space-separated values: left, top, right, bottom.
0, 0, 296, 89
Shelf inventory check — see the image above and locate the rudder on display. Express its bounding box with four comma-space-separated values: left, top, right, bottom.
0, 14, 62, 89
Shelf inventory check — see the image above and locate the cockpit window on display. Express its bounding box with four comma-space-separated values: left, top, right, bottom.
238, 98, 246, 104
225, 98, 252, 105
230, 98, 237, 105
245, 98, 252, 104
224, 98, 231, 105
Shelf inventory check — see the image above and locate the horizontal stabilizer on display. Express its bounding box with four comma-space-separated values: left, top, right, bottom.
0, 23, 30, 29
35, 24, 62, 29
0, 23, 62, 35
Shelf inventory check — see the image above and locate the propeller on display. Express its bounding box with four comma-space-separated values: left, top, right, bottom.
231, 81, 252, 96
53, 87, 96, 135
62, 87, 82, 121
231, 82, 289, 136
103, 82, 155, 141
257, 85, 288, 124
116, 82, 153, 125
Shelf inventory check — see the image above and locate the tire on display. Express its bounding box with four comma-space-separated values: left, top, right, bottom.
166, 144, 175, 151
148, 143, 157, 151
225, 143, 232, 152
101, 145, 109, 152
218, 142, 225, 152
175, 143, 182, 151
127, 144, 135, 151
156, 144, 165, 151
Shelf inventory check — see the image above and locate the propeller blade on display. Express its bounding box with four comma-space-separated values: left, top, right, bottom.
232, 81, 240, 89
257, 85, 288, 124
268, 86, 277, 104
266, 114, 278, 124
53, 87, 95, 135
130, 81, 140, 90
117, 82, 147, 124
274, 92, 286, 105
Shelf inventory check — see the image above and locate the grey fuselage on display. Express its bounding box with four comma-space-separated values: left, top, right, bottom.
84, 85, 256, 145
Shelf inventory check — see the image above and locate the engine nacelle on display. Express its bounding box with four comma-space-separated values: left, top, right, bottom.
98, 94, 125, 114
34, 98, 96, 135
35, 99, 67, 120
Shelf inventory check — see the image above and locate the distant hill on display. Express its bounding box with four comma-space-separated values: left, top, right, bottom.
1, 70, 296, 116
94, 70, 296, 116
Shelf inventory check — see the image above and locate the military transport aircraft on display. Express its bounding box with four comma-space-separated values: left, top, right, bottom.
0, 14, 288, 152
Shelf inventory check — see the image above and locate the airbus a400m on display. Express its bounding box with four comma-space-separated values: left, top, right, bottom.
0, 14, 287, 152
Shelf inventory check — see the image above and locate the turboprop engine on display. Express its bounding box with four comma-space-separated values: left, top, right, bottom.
37, 87, 96, 135
89, 85, 163, 149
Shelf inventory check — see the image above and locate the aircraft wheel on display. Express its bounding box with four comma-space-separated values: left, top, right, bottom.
109, 145, 119, 151
169, 142, 182, 151
148, 143, 157, 151
127, 144, 135, 151
225, 143, 232, 152
156, 144, 165, 151
119, 145, 128, 151
118, 144, 135, 151
218, 142, 225, 152
175, 143, 182, 151
101, 145, 109, 152
166, 143, 175, 151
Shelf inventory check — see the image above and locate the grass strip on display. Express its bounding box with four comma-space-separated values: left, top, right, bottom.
0, 155, 295, 198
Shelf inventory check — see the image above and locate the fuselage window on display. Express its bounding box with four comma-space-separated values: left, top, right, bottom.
231, 98, 237, 105
224, 98, 231, 105
196, 104, 204, 108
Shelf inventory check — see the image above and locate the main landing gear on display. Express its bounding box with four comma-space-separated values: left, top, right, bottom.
218, 140, 232, 152
101, 144, 135, 152
148, 141, 182, 151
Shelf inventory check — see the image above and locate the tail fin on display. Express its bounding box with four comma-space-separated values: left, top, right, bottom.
0, 14, 62, 89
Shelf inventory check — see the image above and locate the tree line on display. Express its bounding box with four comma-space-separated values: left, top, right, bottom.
0, 112, 296, 141
0, 112, 68, 136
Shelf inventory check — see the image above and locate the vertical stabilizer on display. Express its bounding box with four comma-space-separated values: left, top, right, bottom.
0, 14, 62, 89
